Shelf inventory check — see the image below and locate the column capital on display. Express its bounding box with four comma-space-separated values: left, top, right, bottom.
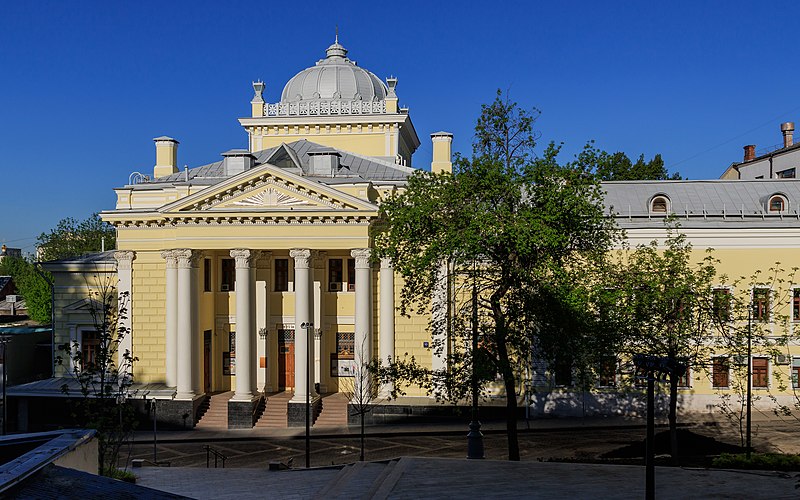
380, 257, 393, 269
174, 249, 201, 269
161, 249, 177, 267
290, 248, 312, 269
230, 248, 253, 268
114, 250, 135, 270
351, 248, 372, 268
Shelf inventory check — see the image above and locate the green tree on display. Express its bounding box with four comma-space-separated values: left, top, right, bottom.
37, 213, 116, 262
588, 148, 681, 181
615, 226, 719, 462
374, 91, 619, 460
0, 256, 51, 323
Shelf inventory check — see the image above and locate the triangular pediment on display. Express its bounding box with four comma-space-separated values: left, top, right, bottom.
159, 162, 377, 213
63, 297, 102, 313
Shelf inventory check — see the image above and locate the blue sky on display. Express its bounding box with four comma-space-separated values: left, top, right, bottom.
2, 1, 800, 251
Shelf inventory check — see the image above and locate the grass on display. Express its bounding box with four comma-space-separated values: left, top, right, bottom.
712, 453, 800, 471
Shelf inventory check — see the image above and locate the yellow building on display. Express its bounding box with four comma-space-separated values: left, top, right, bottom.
79, 38, 451, 428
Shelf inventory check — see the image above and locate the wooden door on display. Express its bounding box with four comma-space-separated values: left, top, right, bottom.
278, 329, 295, 389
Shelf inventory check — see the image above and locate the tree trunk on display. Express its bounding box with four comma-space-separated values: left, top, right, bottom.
495, 322, 519, 461
669, 374, 679, 465
360, 412, 365, 461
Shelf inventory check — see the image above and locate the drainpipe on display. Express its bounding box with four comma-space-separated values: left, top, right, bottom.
33, 264, 55, 377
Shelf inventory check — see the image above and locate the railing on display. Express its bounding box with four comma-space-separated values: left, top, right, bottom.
264, 99, 386, 117
204, 445, 227, 468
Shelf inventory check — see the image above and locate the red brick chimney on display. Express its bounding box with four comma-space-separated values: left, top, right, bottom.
743, 145, 756, 162
781, 122, 794, 148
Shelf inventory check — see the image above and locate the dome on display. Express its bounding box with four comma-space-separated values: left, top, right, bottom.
280, 38, 388, 103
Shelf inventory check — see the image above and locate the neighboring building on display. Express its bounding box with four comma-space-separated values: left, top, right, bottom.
532, 179, 800, 416
721, 122, 800, 179
0, 245, 22, 263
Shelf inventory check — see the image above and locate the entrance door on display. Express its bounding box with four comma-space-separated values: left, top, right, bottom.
278, 329, 295, 389
203, 330, 212, 393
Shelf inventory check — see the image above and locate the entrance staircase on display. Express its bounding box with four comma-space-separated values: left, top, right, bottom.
194, 391, 233, 430
314, 393, 349, 428
255, 391, 293, 428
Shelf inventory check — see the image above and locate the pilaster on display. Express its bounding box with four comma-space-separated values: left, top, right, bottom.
114, 250, 135, 376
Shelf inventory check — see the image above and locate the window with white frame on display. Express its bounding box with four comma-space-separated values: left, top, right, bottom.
752, 287, 770, 323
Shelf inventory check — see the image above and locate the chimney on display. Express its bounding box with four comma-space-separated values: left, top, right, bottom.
153, 136, 179, 178
430, 132, 453, 174
222, 149, 255, 176
307, 147, 341, 177
743, 144, 756, 162
781, 122, 795, 148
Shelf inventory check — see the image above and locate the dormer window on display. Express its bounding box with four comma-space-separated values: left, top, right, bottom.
768, 194, 788, 213
650, 195, 670, 214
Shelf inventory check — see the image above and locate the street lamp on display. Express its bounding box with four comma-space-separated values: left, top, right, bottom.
301, 321, 314, 468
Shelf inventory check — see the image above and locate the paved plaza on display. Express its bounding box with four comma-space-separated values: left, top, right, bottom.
121, 416, 800, 498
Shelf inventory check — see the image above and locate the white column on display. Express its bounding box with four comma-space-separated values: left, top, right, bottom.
114, 250, 135, 377
231, 249, 255, 401
161, 250, 178, 387
313, 251, 326, 390
352, 249, 373, 370
379, 257, 395, 397
256, 251, 271, 392
290, 249, 315, 402
175, 249, 197, 399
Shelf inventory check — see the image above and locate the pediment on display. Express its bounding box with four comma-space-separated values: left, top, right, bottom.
63, 298, 103, 313
159, 162, 377, 213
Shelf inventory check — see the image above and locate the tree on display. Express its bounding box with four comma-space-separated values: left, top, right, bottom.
56, 273, 136, 476
374, 90, 619, 460
615, 225, 719, 462
586, 147, 681, 181
339, 337, 384, 461
37, 213, 116, 262
0, 256, 51, 323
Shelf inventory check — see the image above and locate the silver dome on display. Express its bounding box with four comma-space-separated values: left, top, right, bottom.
280, 39, 388, 103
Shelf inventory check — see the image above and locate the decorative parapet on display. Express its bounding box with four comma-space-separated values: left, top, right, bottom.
264, 99, 386, 117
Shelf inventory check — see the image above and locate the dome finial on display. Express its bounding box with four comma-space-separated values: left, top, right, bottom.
326, 28, 347, 58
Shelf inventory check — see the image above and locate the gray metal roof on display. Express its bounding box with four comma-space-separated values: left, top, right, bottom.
147, 140, 413, 186
603, 179, 800, 228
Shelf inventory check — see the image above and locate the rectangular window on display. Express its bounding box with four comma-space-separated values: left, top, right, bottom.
347, 258, 356, 292
275, 259, 289, 292
752, 357, 769, 388
203, 258, 211, 292
792, 358, 800, 389
597, 358, 616, 387
753, 288, 770, 322
712, 357, 729, 388
221, 258, 235, 291
81, 331, 100, 369
336, 331, 355, 377
777, 168, 796, 179
675, 364, 691, 388
712, 288, 731, 323
329, 258, 343, 291
553, 358, 572, 387
793, 289, 800, 322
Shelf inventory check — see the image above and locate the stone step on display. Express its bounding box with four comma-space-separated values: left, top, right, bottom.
314, 461, 393, 499
255, 392, 292, 428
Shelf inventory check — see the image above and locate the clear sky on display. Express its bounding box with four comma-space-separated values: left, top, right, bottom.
2, 1, 800, 252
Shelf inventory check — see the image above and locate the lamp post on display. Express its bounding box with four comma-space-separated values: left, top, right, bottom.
301, 321, 313, 468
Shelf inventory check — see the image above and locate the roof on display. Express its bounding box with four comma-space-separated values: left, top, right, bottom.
145, 139, 414, 186
602, 179, 800, 228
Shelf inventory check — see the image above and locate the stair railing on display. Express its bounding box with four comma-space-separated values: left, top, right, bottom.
204, 445, 227, 468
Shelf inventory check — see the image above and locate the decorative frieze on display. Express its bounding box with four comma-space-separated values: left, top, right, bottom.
264, 99, 386, 117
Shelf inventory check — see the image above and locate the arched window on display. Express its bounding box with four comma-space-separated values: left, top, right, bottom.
650, 195, 670, 214
768, 194, 787, 213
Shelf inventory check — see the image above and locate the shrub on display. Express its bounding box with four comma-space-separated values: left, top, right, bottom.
712, 453, 800, 471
